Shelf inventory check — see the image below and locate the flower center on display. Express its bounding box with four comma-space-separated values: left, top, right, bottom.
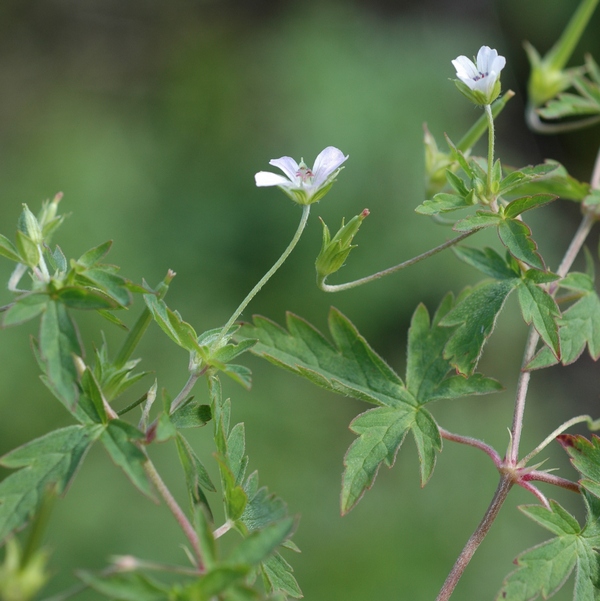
296, 160, 314, 183
473, 70, 489, 82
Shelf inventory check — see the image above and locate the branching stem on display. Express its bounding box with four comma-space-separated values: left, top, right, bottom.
439, 428, 501, 467
143, 457, 203, 572
320, 229, 480, 292
435, 476, 512, 601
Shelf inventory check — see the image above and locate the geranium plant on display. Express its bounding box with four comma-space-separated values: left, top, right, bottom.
2, 1, 600, 600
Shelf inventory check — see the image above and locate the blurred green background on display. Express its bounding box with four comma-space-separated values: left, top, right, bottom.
1, 1, 599, 599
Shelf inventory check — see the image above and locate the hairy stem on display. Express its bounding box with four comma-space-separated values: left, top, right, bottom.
439, 427, 501, 467
143, 458, 203, 571
320, 229, 480, 292
485, 104, 494, 198
435, 476, 512, 601
213, 204, 311, 348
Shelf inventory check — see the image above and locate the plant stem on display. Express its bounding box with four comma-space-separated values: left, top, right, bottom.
143, 457, 203, 572
170, 371, 202, 414
439, 428, 501, 467
212, 204, 311, 348
485, 104, 494, 197
320, 229, 480, 293
519, 414, 598, 467
435, 476, 512, 601
114, 272, 174, 369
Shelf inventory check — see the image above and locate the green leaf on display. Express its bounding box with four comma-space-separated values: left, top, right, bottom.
144, 294, 201, 354
240, 309, 411, 408
186, 566, 250, 600
504, 194, 557, 219
75, 241, 113, 268
342, 404, 427, 514
558, 435, 600, 500
498, 163, 559, 197
498, 218, 545, 270
0, 234, 22, 263
171, 402, 212, 429
54, 287, 119, 310
38, 301, 82, 409
261, 552, 303, 599
452, 246, 519, 280
440, 280, 519, 375
176, 434, 215, 517
2, 294, 48, 327
242, 302, 500, 512
0, 425, 101, 542
75, 267, 132, 307
415, 193, 474, 215
453, 211, 502, 232
497, 501, 600, 601
228, 518, 295, 567
517, 280, 561, 359
240, 472, 288, 534
504, 160, 590, 202
100, 420, 152, 497
76, 571, 171, 601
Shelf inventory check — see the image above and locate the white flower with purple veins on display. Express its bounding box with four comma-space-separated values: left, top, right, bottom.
452, 46, 506, 105
255, 146, 348, 205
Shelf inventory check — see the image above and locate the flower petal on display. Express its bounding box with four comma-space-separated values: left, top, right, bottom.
269, 156, 299, 182
254, 171, 294, 187
452, 55, 478, 84
311, 146, 348, 187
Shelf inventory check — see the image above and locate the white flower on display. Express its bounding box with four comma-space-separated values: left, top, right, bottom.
255, 146, 348, 205
452, 46, 506, 105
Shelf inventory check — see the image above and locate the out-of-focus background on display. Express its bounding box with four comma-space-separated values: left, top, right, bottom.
1, 1, 599, 599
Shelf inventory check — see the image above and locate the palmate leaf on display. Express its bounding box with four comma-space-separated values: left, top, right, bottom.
526, 273, 600, 370
0, 425, 102, 543
558, 435, 600, 501
497, 495, 600, 601
240, 301, 501, 513
440, 280, 519, 376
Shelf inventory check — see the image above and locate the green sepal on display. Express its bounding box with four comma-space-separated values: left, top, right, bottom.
15, 230, 40, 268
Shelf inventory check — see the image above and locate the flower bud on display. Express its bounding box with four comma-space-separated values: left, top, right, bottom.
315, 209, 369, 280
18, 204, 44, 245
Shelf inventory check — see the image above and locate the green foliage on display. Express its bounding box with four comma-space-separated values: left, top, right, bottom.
240, 300, 501, 513
0, 426, 101, 543
499, 433, 600, 600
